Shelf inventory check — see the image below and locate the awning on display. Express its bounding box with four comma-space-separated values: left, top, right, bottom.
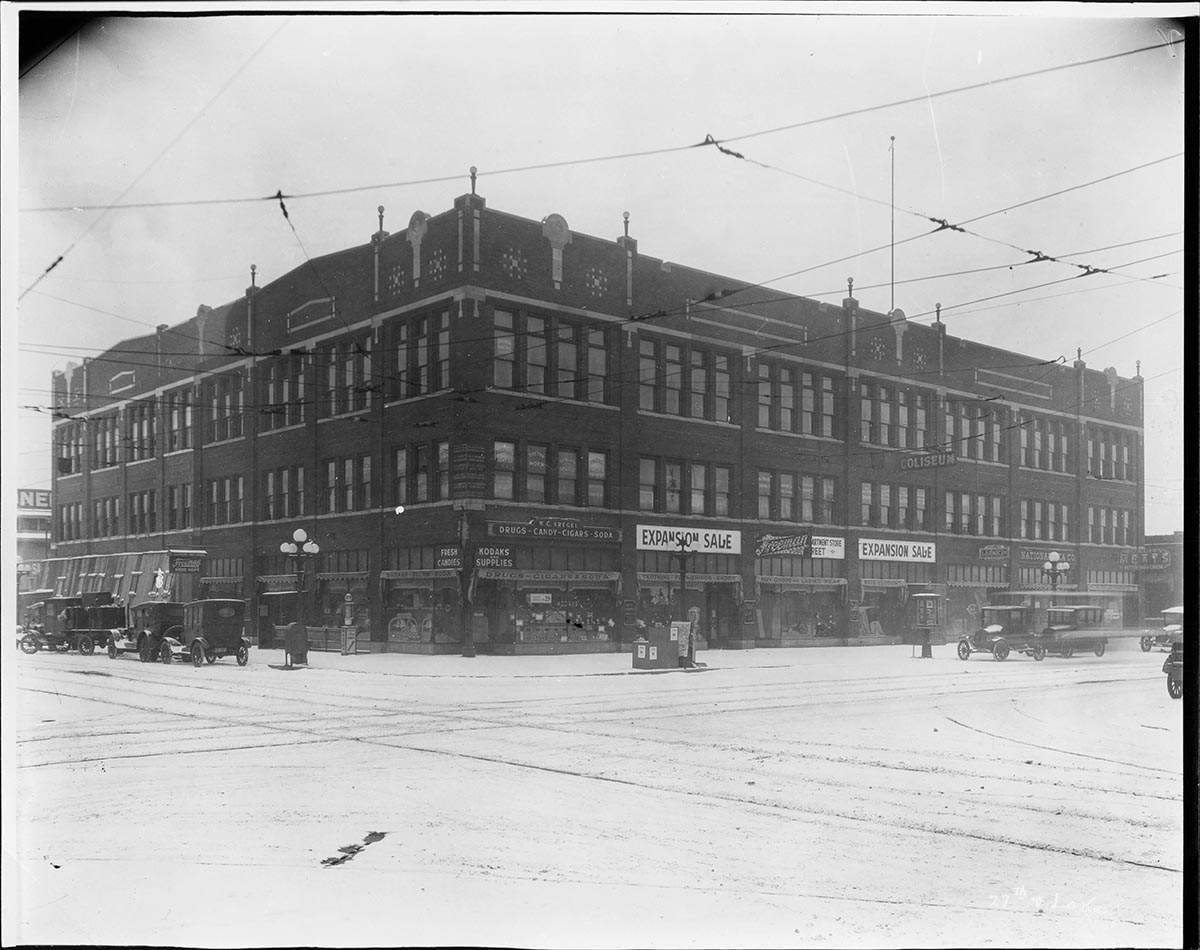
478, 569, 620, 587
380, 569, 459, 580
1087, 583, 1139, 593
637, 572, 740, 584
200, 576, 242, 587
862, 578, 907, 589
257, 574, 297, 594
316, 572, 370, 581
945, 580, 1010, 588
757, 575, 846, 590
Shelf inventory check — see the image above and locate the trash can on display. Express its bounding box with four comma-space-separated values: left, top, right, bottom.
284, 621, 308, 667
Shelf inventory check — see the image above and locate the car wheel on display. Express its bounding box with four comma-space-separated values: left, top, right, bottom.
1094, 641, 1106, 657
78, 635, 95, 656
993, 640, 1010, 661
56, 641, 72, 653
1167, 677, 1182, 700
1032, 644, 1046, 661
20, 633, 39, 655
159, 641, 173, 664
1061, 645, 1074, 659
236, 643, 249, 667
957, 640, 971, 661
191, 642, 205, 667
108, 640, 119, 659
1140, 636, 1153, 653
205, 650, 217, 664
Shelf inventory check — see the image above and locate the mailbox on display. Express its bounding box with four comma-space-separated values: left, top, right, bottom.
632, 625, 677, 670
284, 621, 308, 667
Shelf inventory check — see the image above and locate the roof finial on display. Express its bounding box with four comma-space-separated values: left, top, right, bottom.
250, 264, 256, 288
377, 205, 385, 232
847, 276, 854, 297
1077, 347, 1082, 361
470, 166, 477, 195
1136, 359, 1141, 376
935, 302, 941, 324
623, 210, 630, 238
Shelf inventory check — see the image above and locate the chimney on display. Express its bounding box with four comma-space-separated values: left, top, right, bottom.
196, 304, 212, 356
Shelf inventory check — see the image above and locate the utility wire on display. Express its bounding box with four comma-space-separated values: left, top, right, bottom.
19, 38, 1182, 215
19, 19, 290, 302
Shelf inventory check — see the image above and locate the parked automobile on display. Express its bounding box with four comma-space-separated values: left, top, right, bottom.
19, 596, 87, 655
151, 599, 249, 667
1162, 640, 1183, 699
1039, 605, 1109, 658
958, 605, 1042, 661
108, 600, 185, 661
1141, 606, 1183, 653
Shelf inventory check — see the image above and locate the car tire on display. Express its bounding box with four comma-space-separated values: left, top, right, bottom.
993, 640, 1010, 661
108, 640, 119, 659
1167, 677, 1182, 700
236, 643, 249, 667
1061, 645, 1074, 659
1140, 636, 1153, 653
1032, 644, 1046, 661
205, 650, 217, 664
957, 640, 971, 661
78, 634, 95, 656
138, 639, 151, 663
20, 633, 40, 655
191, 642, 205, 667
1094, 641, 1106, 657
159, 641, 173, 664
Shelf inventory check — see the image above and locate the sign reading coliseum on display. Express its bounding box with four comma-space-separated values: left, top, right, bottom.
899, 451, 957, 471
636, 525, 741, 554
858, 538, 936, 562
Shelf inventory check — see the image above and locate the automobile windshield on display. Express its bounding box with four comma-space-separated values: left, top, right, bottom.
1046, 610, 1074, 625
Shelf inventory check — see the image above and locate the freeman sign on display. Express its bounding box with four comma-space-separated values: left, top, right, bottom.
636, 525, 741, 554
899, 451, 957, 471
858, 538, 937, 562
755, 533, 845, 560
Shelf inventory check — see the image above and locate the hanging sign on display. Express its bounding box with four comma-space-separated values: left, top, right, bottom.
858, 538, 936, 562
636, 525, 741, 554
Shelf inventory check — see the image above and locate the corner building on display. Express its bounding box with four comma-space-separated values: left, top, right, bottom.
49, 189, 1147, 653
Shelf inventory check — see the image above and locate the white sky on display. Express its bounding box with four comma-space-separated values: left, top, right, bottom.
4, 3, 1190, 534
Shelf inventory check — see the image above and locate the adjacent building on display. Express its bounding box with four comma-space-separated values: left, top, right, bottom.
48, 188, 1147, 652
16, 488, 52, 597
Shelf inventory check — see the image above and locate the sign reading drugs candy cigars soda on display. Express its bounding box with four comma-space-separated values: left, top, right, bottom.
636, 525, 741, 554
857, 538, 936, 562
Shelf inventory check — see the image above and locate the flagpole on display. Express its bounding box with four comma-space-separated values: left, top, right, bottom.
890, 135, 895, 314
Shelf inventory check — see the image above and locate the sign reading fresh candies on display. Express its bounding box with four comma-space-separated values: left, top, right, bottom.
858, 538, 936, 562
636, 525, 741, 554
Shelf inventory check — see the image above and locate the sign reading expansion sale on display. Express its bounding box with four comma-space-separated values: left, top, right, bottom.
636, 525, 742, 554
858, 538, 936, 562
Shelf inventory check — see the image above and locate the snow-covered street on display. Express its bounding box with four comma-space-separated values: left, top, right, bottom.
4, 639, 1182, 948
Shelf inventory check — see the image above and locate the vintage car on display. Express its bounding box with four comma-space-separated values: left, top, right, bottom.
1039, 605, 1109, 658
108, 600, 185, 661
150, 599, 249, 667
19, 596, 87, 654
1141, 606, 1183, 653
957, 605, 1041, 661
1162, 640, 1183, 700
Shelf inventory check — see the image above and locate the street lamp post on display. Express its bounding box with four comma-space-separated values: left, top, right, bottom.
458, 507, 476, 658
1041, 551, 1071, 607
279, 528, 320, 622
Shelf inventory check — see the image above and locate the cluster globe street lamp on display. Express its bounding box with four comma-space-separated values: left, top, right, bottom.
1041, 551, 1071, 606
280, 528, 320, 622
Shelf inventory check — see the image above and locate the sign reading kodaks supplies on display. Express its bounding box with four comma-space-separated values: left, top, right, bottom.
858, 538, 936, 562
636, 525, 741, 554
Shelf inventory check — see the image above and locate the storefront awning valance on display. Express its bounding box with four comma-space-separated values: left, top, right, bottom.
478, 569, 620, 586
757, 576, 846, 590
1087, 583, 1139, 593
200, 576, 242, 587
317, 572, 370, 581
637, 572, 741, 585
945, 580, 1011, 588
862, 578, 907, 589
258, 574, 297, 594
380, 569, 459, 581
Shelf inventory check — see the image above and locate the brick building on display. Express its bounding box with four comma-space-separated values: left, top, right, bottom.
49, 188, 1147, 653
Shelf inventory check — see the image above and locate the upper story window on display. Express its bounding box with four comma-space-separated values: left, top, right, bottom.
204, 372, 244, 443
125, 400, 157, 461
91, 412, 121, 469
493, 438, 609, 507
392, 310, 449, 400
1086, 426, 1137, 482
264, 354, 306, 430
640, 457, 732, 516
1019, 413, 1073, 473
642, 336, 733, 422
56, 421, 85, 475
393, 441, 450, 507
321, 335, 373, 417
760, 361, 837, 437
164, 388, 193, 450
493, 309, 610, 404
861, 381, 933, 449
